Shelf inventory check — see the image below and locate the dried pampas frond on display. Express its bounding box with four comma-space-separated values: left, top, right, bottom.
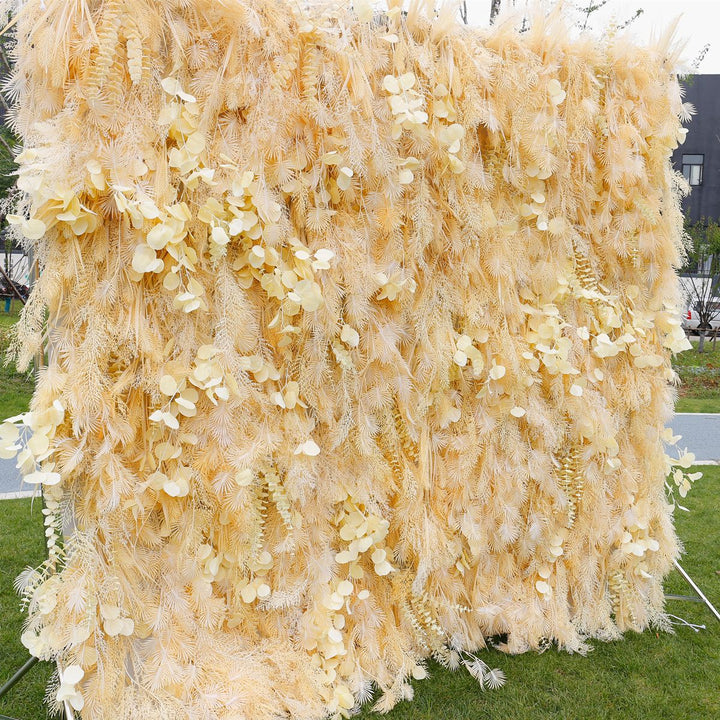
1, 0, 694, 718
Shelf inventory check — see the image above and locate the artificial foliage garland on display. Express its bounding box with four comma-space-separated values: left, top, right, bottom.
0, 0, 701, 717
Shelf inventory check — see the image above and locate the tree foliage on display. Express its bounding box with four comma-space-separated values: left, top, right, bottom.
487, 1, 643, 31
681, 217, 720, 351
683, 217, 720, 276
0, 24, 18, 206
0, 126, 17, 200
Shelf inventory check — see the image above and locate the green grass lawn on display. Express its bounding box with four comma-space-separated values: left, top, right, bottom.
0, 498, 54, 720
675, 397, 720, 413
674, 339, 720, 413
0, 301, 35, 419
1, 468, 718, 720
675, 384, 720, 413
673, 339, 720, 368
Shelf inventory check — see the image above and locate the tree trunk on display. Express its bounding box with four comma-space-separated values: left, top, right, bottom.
459, 1, 468, 24
490, 0, 502, 24
698, 330, 706, 353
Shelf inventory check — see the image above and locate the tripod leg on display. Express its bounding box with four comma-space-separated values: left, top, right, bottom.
0, 656, 39, 700
673, 559, 720, 623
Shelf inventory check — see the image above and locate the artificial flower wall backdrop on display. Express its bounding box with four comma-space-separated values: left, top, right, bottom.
0, 0, 698, 717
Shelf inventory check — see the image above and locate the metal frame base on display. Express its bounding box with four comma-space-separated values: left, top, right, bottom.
669, 559, 720, 623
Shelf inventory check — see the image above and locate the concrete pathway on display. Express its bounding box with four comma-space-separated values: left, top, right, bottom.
1, 414, 718, 499
670, 413, 720, 464
0, 458, 32, 499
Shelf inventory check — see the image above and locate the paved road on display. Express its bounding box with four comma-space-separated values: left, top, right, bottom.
1, 414, 718, 498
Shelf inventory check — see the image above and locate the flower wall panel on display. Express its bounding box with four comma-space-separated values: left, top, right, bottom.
2, 0, 694, 717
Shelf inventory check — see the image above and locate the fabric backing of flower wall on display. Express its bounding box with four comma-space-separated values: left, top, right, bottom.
0, 0, 699, 717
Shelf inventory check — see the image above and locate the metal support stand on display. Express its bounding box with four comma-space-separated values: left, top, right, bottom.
0, 656, 38, 701
0, 656, 70, 720
668, 559, 720, 623
0, 262, 26, 304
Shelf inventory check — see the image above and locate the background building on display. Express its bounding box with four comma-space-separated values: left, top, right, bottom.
672, 74, 720, 222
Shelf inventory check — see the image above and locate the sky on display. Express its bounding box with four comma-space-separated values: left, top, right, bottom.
467, 1, 720, 74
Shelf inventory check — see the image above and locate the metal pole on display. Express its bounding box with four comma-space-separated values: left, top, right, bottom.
0, 261, 24, 302
673, 559, 720, 623
0, 656, 38, 700
26, 250, 44, 373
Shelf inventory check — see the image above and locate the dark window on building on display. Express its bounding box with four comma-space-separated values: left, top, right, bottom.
682, 154, 704, 186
